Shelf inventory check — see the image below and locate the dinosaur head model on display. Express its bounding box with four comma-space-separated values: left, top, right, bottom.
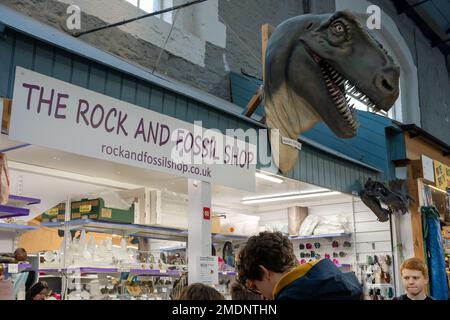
265, 11, 400, 173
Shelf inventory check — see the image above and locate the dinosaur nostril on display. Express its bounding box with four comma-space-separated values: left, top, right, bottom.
382, 79, 394, 92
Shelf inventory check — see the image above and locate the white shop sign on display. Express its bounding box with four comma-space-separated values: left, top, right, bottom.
197, 256, 218, 285
421, 155, 435, 183
10, 67, 256, 192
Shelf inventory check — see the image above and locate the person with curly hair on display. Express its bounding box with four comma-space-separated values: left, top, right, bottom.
177, 283, 225, 300
236, 231, 362, 300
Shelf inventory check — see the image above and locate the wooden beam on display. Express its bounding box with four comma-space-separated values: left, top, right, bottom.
393, 159, 411, 167
261, 23, 275, 83
407, 160, 425, 262
243, 24, 274, 119
244, 86, 263, 117
1, 98, 11, 134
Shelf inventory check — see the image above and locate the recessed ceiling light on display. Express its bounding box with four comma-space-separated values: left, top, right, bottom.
52, 157, 61, 161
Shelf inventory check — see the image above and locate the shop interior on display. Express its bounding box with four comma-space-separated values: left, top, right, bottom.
420, 181, 450, 291
1, 135, 397, 300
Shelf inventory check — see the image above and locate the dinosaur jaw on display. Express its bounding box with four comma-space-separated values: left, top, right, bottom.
320, 60, 359, 132
304, 45, 361, 133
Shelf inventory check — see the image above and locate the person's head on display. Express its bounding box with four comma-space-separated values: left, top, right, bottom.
230, 281, 262, 300
236, 231, 297, 299
177, 283, 225, 300
14, 248, 27, 261
26, 281, 49, 300
400, 258, 429, 298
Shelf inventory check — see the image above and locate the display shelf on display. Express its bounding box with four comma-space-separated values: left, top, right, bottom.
365, 283, 394, 287
134, 224, 188, 242
41, 219, 250, 242
3, 263, 32, 273
39, 267, 119, 273
129, 269, 181, 277
160, 246, 187, 252
41, 219, 146, 236
212, 233, 249, 241
7, 195, 41, 206
0, 223, 37, 234
219, 271, 237, 276
38, 267, 183, 277
0, 195, 41, 219
289, 233, 352, 240
335, 264, 352, 268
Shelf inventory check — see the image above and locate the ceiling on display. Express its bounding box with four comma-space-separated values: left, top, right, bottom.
394, 0, 450, 56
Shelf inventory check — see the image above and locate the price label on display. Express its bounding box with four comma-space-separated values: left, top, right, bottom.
162, 288, 167, 293
120, 267, 130, 273
8, 264, 19, 273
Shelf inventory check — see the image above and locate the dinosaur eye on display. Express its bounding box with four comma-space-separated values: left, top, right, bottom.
333, 23, 345, 33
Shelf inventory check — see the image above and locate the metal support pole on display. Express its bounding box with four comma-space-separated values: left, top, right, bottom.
351, 194, 359, 274
61, 196, 71, 300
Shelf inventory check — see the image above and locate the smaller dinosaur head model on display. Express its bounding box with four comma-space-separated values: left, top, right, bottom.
265, 11, 400, 173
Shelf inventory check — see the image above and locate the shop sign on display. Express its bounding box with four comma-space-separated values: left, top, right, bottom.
421, 155, 435, 183
282, 136, 302, 151
197, 256, 218, 285
434, 160, 450, 191
10, 67, 256, 192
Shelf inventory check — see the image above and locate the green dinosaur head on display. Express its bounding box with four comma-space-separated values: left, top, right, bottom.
265, 11, 400, 173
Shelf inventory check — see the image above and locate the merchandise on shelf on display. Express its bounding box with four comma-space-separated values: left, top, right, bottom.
71, 198, 134, 224
359, 254, 394, 300
42, 203, 66, 222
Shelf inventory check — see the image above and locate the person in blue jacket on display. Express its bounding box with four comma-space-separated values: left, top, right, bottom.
236, 231, 362, 300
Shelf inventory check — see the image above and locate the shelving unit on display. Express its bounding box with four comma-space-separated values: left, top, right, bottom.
289, 233, 352, 240
41, 219, 249, 242
0, 195, 41, 219
38, 267, 183, 276
0, 223, 37, 235
2, 263, 32, 274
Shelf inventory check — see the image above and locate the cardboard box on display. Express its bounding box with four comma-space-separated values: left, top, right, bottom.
211, 216, 221, 233
42, 203, 66, 222
71, 198, 134, 224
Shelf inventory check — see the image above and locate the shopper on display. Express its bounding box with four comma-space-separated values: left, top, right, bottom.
230, 281, 263, 300
236, 231, 362, 300
25, 281, 49, 300
393, 258, 434, 300
177, 283, 225, 300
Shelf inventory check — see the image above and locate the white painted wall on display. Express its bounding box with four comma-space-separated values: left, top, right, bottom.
255, 197, 398, 297
58, 0, 226, 67
0, 233, 15, 252
335, 0, 421, 126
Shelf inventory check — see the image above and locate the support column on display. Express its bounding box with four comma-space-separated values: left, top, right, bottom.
407, 161, 425, 262
188, 179, 212, 284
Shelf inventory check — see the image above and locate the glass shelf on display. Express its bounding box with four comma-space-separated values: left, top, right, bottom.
0, 223, 37, 233
42, 219, 251, 242
3, 263, 32, 273
289, 233, 352, 240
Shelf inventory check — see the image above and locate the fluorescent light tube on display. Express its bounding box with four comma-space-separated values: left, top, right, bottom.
426, 184, 447, 194
242, 188, 330, 201
255, 172, 284, 184
241, 191, 342, 205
